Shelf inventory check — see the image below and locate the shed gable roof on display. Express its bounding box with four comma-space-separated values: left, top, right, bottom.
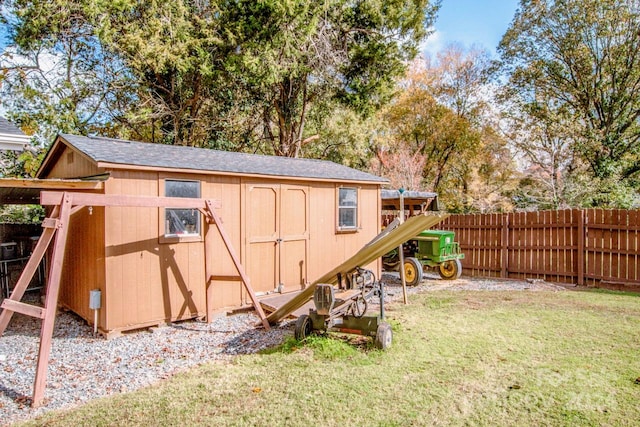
40, 134, 387, 183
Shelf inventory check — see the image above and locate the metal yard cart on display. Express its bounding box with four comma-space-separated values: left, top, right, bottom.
294, 267, 393, 349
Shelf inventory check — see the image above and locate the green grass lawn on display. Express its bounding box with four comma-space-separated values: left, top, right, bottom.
20, 289, 640, 426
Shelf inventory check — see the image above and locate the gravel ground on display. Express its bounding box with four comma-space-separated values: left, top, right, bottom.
0, 299, 295, 426
0, 273, 565, 425
381, 271, 568, 294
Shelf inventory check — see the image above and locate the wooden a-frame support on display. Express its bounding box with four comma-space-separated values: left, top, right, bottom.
0, 191, 269, 407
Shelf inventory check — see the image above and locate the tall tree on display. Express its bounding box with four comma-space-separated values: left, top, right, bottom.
1, 0, 245, 147
225, 0, 439, 157
1, 0, 440, 158
508, 108, 577, 210
377, 50, 517, 212
429, 44, 492, 123
498, 0, 640, 206
96, 0, 234, 146
499, 93, 598, 210
0, 0, 127, 144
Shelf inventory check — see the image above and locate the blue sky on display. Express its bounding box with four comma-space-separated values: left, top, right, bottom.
423, 0, 520, 57
0, 25, 8, 49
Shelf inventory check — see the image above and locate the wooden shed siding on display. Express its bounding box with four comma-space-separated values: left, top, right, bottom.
307, 183, 380, 282
58, 206, 106, 324
41, 145, 106, 325
355, 183, 382, 274
45, 145, 101, 178
241, 180, 312, 296
202, 175, 244, 310
279, 184, 310, 290
242, 182, 279, 295
103, 171, 215, 331
104, 171, 153, 330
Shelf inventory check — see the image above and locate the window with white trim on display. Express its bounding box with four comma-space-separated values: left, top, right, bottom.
338, 187, 358, 230
165, 179, 200, 237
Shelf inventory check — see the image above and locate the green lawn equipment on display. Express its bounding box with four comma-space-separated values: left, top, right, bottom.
383, 229, 464, 285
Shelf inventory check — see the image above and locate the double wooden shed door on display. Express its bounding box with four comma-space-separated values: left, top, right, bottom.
245, 183, 309, 294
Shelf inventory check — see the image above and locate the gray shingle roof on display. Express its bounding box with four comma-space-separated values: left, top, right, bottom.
59, 134, 388, 183
0, 117, 25, 136
0, 117, 30, 151
381, 189, 437, 199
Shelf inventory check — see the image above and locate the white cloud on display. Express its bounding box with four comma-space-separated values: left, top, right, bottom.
420, 28, 445, 58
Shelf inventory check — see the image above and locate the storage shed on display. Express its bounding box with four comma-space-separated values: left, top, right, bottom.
35, 134, 387, 335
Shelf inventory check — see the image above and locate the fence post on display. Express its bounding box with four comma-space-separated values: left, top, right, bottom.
577, 209, 585, 286
501, 214, 509, 278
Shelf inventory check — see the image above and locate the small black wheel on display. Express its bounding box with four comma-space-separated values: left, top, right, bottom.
403, 257, 424, 286
294, 314, 313, 340
375, 322, 393, 350
438, 259, 462, 280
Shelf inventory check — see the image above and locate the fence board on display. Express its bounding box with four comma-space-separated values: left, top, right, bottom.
575, 210, 582, 284
435, 208, 640, 288
627, 211, 640, 279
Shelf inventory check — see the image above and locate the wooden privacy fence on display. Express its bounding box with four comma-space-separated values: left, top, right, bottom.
438, 209, 640, 288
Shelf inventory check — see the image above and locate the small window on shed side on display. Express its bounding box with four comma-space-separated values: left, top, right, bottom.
337, 187, 358, 232
162, 179, 201, 242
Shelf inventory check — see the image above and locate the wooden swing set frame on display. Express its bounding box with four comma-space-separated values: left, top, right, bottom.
0, 190, 269, 407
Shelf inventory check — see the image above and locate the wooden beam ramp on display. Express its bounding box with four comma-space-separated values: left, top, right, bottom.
259, 292, 315, 319
265, 212, 449, 325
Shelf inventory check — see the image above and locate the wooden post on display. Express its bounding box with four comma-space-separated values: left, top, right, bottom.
398, 189, 408, 305
32, 192, 73, 407
501, 214, 509, 278
577, 209, 585, 286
